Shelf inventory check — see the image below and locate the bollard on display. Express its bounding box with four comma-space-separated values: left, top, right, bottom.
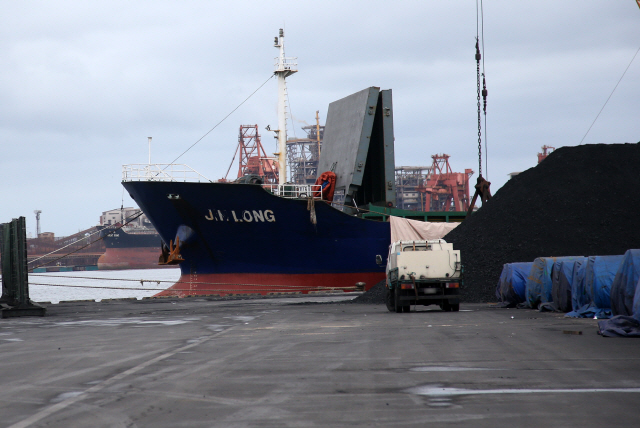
0, 216, 46, 318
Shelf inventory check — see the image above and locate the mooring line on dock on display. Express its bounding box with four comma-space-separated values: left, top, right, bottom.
28, 282, 168, 291
6, 326, 238, 428
27, 211, 144, 270
28, 282, 358, 295
28, 277, 359, 292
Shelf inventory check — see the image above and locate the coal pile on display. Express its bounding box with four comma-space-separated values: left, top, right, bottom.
444, 142, 640, 303
351, 280, 386, 304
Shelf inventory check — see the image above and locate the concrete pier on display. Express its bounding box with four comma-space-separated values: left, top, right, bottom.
1, 296, 639, 427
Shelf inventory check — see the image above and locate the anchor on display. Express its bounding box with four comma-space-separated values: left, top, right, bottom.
159, 235, 184, 265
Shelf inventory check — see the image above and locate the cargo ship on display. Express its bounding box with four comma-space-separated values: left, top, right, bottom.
97, 226, 165, 270
97, 208, 176, 270
121, 30, 413, 297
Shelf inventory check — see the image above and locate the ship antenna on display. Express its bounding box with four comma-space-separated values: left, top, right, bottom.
274, 28, 297, 185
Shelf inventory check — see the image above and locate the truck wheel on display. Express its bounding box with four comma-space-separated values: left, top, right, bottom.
394, 287, 403, 313
450, 303, 460, 312
385, 288, 395, 312
441, 301, 452, 312
402, 305, 411, 313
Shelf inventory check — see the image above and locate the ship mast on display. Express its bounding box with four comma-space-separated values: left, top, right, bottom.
273, 28, 297, 185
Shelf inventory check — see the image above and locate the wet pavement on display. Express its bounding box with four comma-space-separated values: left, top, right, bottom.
1, 295, 639, 427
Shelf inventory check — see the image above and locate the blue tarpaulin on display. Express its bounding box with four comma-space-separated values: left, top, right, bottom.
598, 251, 640, 335
585, 255, 624, 310
598, 316, 640, 337
566, 304, 611, 319
566, 255, 622, 319
496, 265, 508, 301
633, 284, 640, 321
551, 258, 585, 312
525, 256, 583, 309
496, 262, 532, 306
571, 260, 588, 312
610, 249, 640, 317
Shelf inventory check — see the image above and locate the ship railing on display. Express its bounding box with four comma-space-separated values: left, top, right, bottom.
122, 164, 211, 182
274, 57, 298, 72
262, 183, 323, 200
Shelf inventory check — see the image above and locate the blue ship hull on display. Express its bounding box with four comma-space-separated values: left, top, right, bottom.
123, 181, 391, 296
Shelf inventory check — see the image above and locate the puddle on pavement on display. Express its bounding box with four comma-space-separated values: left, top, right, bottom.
53, 318, 192, 327
410, 366, 495, 372
187, 336, 209, 344
207, 324, 231, 332
51, 391, 83, 403
427, 397, 454, 408
224, 316, 256, 322
406, 384, 640, 397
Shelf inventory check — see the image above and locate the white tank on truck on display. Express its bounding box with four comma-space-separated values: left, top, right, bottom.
383, 239, 462, 312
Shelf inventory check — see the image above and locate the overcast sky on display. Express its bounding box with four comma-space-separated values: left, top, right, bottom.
1, 0, 639, 237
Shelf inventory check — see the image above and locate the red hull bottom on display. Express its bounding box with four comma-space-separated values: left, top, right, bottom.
98, 248, 169, 270
154, 272, 385, 297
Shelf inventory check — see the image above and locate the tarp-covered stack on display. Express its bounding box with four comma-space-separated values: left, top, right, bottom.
587, 255, 623, 311
551, 258, 586, 312
610, 249, 640, 317
571, 261, 588, 312
496, 262, 532, 307
598, 250, 640, 337
566, 255, 623, 318
491, 249, 640, 337
525, 256, 583, 309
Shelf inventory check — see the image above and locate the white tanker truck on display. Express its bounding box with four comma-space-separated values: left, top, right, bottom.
383, 239, 462, 313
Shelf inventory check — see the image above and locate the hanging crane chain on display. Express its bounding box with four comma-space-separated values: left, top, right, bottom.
482, 75, 487, 115
482, 73, 488, 178
467, 36, 492, 218
475, 38, 483, 178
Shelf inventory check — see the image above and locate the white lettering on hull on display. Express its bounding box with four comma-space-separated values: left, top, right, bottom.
205, 209, 275, 223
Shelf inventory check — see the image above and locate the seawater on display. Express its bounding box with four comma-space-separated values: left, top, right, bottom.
23, 268, 181, 303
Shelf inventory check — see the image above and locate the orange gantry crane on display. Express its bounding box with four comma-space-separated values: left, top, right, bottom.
420, 154, 474, 212
537, 145, 555, 164
236, 125, 279, 184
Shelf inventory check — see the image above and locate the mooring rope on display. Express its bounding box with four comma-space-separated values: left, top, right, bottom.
29, 274, 354, 290
28, 282, 357, 293
27, 211, 144, 271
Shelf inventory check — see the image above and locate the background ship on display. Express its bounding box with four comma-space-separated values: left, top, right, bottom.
24, 207, 174, 272
97, 207, 175, 270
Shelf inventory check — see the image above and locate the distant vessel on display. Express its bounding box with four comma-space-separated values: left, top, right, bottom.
97, 226, 164, 270
97, 208, 175, 270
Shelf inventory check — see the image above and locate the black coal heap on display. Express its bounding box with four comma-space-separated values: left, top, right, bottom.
444, 142, 640, 303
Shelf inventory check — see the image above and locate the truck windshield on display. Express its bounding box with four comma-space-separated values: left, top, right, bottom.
402, 246, 427, 251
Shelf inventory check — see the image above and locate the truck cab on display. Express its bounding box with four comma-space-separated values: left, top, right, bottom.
385, 239, 462, 312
